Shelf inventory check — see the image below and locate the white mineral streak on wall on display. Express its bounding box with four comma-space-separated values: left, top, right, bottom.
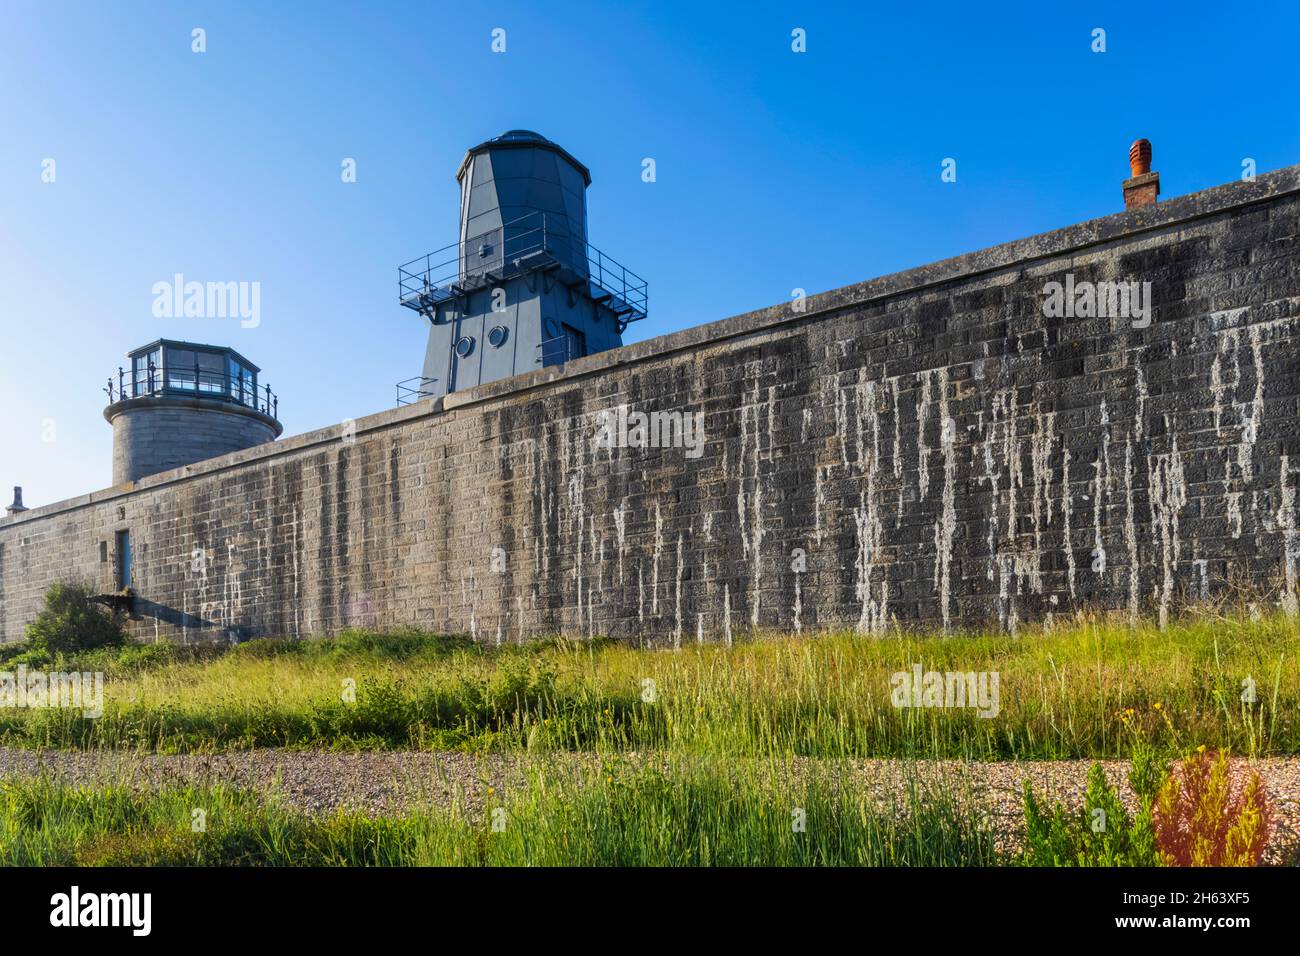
1062, 448, 1076, 600
834, 374, 850, 471
651, 502, 663, 616
701, 512, 713, 580
750, 413, 765, 629
738, 383, 749, 558
1226, 461, 1244, 539
871, 383, 883, 473
223, 539, 242, 630
1133, 362, 1147, 442
997, 554, 1016, 634
932, 369, 957, 630
673, 532, 683, 649
1221, 325, 1261, 488
1193, 554, 1209, 602
534, 433, 551, 578
1028, 409, 1057, 595
1278, 456, 1299, 617
723, 583, 733, 646
1092, 399, 1111, 578
979, 387, 1028, 630
1123, 436, 1139, 624
1210, 351, 1226, 436
637, 564, 644, 627
291, 504, 301, 638
1243, 324, 1266, 485
1007, 401, 1024, 584
854, 489, 888, 635
613, 502, 627, 584
917, 370, 934, 499
979, 402, 1002, 583
891, 378, 903, 478
1124, 360, 1148, 622
863, 379, 880, 470
768, 386, 777, 459
595, 536, 605, 610
192, 517, 211, 641
852, 378, 868, 469
557, 421, 591, 636
1148, 428, 1188, 629
1208, 317, 1267, 539
696, 613, 704, 645
801, 406, 812, 443
847, 370, 890, 635
892, 378, 905, 527
735, 374, 767, 631
792, 561, 802, 635
814, 464, 826, 545
567, 440, 586, 615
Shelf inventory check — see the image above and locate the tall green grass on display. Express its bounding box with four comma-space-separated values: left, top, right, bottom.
0, 760, 996, 866
1, 613, 1295, 759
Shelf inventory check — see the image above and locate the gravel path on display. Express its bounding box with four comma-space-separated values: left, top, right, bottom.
0, 748, 1295, 863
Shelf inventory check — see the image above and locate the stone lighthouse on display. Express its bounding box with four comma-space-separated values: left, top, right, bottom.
104, 339, 282, 484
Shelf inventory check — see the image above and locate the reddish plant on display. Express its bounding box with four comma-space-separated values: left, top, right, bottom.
1154, 749, 1271, 867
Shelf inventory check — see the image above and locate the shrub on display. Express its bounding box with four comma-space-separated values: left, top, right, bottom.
25, 582, 127, 657
1019, 741, 1168, 867
1154, 749, 1271, 866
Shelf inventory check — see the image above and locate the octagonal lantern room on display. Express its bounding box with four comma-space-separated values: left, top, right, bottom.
103, 340, 282, 485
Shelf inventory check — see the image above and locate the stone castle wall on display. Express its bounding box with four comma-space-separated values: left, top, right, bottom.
3, 166, 1300, 644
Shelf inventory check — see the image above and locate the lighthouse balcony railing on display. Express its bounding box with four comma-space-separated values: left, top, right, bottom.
399, 212, 647, 324
105, 365, 279, 420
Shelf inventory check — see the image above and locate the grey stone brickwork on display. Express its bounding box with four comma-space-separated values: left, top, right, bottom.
3, 165, 1300, 644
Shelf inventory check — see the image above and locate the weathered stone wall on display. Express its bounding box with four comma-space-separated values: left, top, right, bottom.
3, 167, 1300, 645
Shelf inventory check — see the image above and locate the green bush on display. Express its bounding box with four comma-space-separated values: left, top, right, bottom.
1019, 747, 1168, 867
25, 581, 127, 657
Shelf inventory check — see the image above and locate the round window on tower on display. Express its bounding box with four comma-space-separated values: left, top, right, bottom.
488, 326, 508, 348
455, 336, 475, 358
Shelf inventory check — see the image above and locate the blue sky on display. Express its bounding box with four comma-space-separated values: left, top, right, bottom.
3, 0, 1297, 508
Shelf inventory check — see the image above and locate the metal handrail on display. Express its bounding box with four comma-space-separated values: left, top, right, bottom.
539, 334, 576, 367
399, 211, 648, 324
105, 360, 279, 420
396, 376, 439, 406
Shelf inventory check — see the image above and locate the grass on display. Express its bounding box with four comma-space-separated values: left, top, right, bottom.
0, 759, 997, 866
0, 611, 1295, 759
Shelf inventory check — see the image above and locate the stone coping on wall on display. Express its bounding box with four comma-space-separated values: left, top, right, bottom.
5, 161, 1299, 530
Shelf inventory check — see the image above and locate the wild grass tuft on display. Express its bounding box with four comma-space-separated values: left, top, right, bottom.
0, 613, 1295, 759
0, 760, 996, 867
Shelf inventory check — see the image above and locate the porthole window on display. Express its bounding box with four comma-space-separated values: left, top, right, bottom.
488, 326, 509, 348
455, 336, 475, 358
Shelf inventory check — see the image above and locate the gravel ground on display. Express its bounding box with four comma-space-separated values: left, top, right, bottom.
0, 748, 1294, 863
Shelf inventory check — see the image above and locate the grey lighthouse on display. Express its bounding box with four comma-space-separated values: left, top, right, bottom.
104, 339, 282, 484
398, 130, 647, 400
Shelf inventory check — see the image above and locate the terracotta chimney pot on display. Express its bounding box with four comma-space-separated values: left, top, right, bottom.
1123, 139, 1160, 210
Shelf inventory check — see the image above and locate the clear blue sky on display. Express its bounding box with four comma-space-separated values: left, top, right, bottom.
3, 0, 1297, 508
